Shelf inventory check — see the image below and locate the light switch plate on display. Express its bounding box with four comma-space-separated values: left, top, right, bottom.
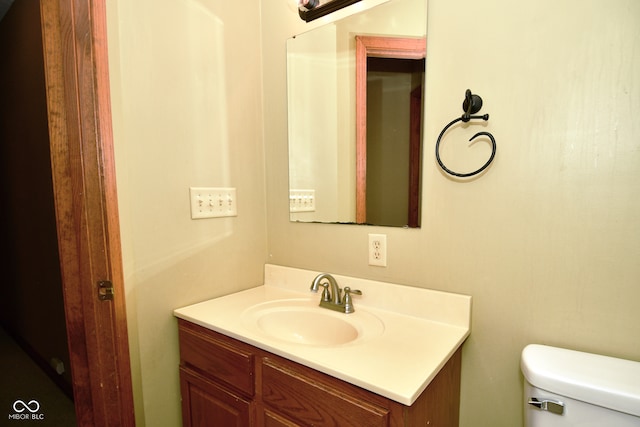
189, 187, 237, 219
289, 189, 316, 212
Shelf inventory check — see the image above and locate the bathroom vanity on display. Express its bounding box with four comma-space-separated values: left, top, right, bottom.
174, 265, 471, 426
178, 319, 461, 426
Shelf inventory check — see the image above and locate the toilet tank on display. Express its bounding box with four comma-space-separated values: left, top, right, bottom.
521, 344, 640, 427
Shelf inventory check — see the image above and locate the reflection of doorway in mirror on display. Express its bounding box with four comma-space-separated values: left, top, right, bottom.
355, 36, 426, 228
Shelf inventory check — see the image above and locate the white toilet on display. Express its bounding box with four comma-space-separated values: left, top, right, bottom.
521, 344, 640, 426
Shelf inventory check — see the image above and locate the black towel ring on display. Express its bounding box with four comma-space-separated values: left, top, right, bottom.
435, 89, 497, 178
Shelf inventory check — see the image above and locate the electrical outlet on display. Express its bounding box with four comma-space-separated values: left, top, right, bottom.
368, 234, 387, 267
189, 187, 237, 219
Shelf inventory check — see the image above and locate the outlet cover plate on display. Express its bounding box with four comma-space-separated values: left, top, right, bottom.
368, 233, 387, 267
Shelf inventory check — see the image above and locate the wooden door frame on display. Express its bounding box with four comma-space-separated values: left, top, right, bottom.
40, 0, 135, 425
408, 84, 422, 228
355, 35, 426, 225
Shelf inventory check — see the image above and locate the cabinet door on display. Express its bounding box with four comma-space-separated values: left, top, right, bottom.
180, 367, 253, 427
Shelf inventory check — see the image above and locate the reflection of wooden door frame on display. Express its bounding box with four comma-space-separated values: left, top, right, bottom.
408, 85, 422, 228
41, 0, 135, 425
355, 35, 426, 225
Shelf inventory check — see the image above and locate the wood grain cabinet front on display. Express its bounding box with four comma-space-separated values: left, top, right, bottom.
178, 319, 462, 427
179, 366, 253, 427
261, 357, 391, 426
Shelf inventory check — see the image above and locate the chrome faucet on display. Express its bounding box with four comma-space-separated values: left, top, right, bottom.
310, 273, 362, 314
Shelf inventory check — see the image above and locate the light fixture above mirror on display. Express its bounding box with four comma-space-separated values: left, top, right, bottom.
297, 0, 363, 22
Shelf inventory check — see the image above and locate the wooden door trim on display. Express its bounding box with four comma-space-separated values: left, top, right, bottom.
40, 0, 135, 425
355, 35, 426, 225
408, 85, 422, 228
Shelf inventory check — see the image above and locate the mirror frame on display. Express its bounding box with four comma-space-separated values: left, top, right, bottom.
355, 35, 426, 226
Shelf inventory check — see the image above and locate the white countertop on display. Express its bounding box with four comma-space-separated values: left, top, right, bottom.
174, 264, 472, 406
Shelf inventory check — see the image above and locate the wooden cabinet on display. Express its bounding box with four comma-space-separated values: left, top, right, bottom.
178, 319, 462, 427
179, 367, 252, 426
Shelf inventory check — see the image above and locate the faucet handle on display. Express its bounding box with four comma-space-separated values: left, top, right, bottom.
319, 283, 331, 302
343, 287, 362, 314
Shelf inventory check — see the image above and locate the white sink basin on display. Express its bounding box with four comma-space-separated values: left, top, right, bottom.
241, 299, 384, 346
174, 264, 472, 405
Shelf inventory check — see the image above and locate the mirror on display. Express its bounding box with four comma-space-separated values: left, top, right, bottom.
287, 0, 426, 227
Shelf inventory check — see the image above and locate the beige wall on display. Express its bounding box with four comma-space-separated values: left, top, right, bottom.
107, 0, 267, 425
107, 0, 640, 425
264, 0, 640, 426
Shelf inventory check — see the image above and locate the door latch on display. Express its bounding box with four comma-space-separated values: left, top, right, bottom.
98, 280, 114, 301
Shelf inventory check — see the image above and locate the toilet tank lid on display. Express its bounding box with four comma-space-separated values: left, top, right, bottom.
521, 344, 640, 417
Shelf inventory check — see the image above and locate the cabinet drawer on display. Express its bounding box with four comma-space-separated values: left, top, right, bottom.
263, 409, 300, 427
178, 320, 254, 397
261, 357, 390, 427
